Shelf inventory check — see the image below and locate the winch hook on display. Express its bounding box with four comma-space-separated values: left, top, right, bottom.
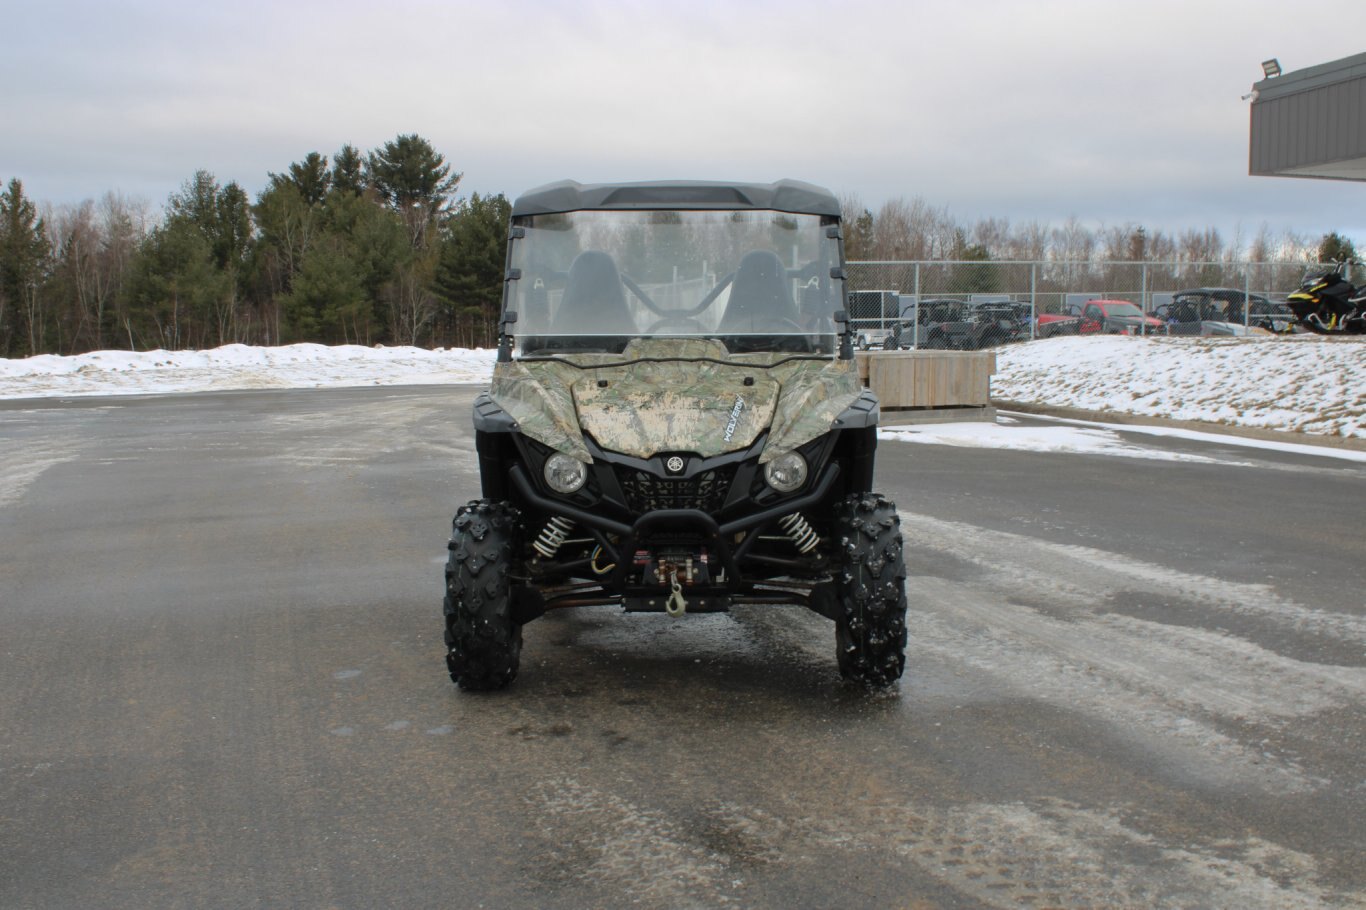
666, 570, 687, 617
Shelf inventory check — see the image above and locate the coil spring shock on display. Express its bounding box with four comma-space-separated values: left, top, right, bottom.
532, 515, 575, 559
778, 512, 820, 554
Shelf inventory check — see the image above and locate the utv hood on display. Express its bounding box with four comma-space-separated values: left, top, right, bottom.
486, 339, 864, 464
570, 360, 777, 458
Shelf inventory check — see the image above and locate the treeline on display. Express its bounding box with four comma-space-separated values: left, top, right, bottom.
838, 193, 1355, 267
0, 134, 509, 357
1, 149, 1358, 358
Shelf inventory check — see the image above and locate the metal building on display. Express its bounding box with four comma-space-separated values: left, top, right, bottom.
1249, 52, 1366, 182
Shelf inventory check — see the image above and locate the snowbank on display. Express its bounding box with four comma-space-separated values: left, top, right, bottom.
0, 343, 497, 399
993, 334, 1364, 439
1, 335, 1362, 440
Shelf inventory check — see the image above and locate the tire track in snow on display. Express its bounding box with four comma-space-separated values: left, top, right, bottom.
807, 798, 1339, 910
0, 438, 84, 508
526, 779, 1347, 909
266, 397, 475, 469
903, 512, 1366, 647
900, 512, 1366, 795
528, 777, 737, 908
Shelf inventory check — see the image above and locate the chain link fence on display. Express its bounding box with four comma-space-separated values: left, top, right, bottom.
845, 259, 1315, 348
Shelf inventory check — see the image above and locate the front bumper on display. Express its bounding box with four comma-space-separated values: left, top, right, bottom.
508, 460, 840, 596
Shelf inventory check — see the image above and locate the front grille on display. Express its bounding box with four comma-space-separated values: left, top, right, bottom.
617, 467, 734, 514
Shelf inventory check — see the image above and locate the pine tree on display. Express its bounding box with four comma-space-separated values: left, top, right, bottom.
331, 144, 365, 196
285, 152, 331, 206
278, 235, 367, 342
121, 217, 227, 350
1318, 231, 1360, 266
846, 209, 875, 260
305, 187, 410, 344
434, 193, 511, 347
951, 229, 999, 294
253, 180, 316, 300
160, 172, 254, 344
0, 178, 52, 355
366, 134, 461, 248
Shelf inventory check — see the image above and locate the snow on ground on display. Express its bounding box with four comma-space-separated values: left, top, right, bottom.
880, 416, 1366, 464
0, 343, 497, 399
993, 334, 1365, 439
879, 419, 1253, 464
0, 335, 1361, 446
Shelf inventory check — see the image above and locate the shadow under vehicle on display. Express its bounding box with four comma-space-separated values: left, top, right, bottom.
445, 180, 908, 691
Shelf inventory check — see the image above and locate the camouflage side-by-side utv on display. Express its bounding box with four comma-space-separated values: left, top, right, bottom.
444, 179, 907, 690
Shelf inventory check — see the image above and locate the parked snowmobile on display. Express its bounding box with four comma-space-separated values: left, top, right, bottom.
1286, 263, 1366, 334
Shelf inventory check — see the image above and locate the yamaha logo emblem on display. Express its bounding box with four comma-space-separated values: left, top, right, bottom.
666, 456, 685, 474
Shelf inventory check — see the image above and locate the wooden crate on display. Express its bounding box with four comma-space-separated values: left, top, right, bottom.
856, 350, 995, 409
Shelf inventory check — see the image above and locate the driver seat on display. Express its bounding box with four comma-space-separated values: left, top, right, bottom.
552, 251, 634, 336
718, 251, 797, 334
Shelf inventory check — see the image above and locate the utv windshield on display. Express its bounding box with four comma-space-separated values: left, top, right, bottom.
506, 209, 843, 356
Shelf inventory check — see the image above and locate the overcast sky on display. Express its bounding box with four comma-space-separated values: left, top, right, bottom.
4, 0, 1364, 248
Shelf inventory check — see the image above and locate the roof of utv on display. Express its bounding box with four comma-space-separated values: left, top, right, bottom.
510, 179, 842, 218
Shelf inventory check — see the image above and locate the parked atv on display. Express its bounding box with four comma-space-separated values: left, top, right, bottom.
918, 300, 1026, 349
444, 180, 908, 690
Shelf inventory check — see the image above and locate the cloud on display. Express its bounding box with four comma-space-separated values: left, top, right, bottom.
3, 0, 1364, 244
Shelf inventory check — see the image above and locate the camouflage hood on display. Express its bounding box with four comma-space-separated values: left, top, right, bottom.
488, 338, 863, 464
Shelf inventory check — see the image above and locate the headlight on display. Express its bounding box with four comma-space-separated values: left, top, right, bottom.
763, 451, 808, 493
543, 452, 587, 494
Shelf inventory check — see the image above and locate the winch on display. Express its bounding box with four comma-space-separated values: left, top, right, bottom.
633, 547, 713, 589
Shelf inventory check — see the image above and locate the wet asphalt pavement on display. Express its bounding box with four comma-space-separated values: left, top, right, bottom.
1, 386, 1364, 909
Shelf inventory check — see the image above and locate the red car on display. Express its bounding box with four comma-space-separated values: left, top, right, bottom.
1077, 299, 1167, 336
1036, 305, 1081, 338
